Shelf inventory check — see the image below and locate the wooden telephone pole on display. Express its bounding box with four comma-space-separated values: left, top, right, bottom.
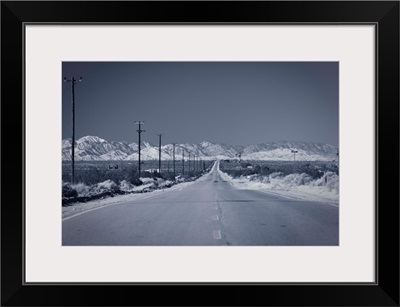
134, 121, 145, 177
63, 76, 82, 184
156, 133, 164, 175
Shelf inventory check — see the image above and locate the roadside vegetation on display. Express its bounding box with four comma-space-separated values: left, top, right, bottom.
219, 159, 338, 179
62, 160, 214, 205
218, 159, 339, 202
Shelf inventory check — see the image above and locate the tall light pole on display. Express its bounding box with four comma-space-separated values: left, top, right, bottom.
134, 121, 145, 177
64, 76, 82, 184
156, 133, 164, 175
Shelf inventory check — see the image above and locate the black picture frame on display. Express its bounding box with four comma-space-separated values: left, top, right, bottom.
1, 1, 399, 306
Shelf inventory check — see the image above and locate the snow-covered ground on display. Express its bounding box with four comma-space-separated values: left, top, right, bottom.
63, 161, 339, 220
62, 162, 217, 220
65, 177, 175, 197
218, 166, 339, 205
62, 179, 197, 220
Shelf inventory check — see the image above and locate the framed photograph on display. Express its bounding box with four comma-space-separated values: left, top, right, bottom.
2, 1, 399, 306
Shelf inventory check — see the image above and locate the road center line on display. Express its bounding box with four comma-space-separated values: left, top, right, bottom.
213, 230, 222, 239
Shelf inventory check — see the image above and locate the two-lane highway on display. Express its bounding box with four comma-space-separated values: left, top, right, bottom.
62, 161, 338, 245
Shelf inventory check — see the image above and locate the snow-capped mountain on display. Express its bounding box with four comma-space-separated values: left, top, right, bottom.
62, 136, 338, 161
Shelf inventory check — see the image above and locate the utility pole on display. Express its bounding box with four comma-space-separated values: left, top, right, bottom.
198, 156, 200, 172
64, 76, 82, 184
291, 149, 298, 161
173, 143, 176, 179
182, 149, 185, 174
188, 152, 191, 173
134, 121, 145, 177
156, 133, 164, 175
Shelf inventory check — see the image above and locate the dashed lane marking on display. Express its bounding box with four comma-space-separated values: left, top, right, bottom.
212, 215, 219, 221
213, 230, 222, 240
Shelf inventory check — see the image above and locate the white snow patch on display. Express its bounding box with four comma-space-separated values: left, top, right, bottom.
218, 165, 339, 204
62, 179, 197, 220
62, 169, 215, 220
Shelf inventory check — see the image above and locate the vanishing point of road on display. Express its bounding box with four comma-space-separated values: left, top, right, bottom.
62, 161, 338, 246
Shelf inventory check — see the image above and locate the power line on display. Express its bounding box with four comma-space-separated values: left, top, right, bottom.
63, 76, 82, 184
134, 121, 145, 177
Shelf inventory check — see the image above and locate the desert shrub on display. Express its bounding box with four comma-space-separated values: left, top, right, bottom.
132, 178, 144, 186
269, 172, 284, 179
224, 168, 255, 178
158, 180, 173, 188
260, 166, 271, 176
254, 164, 261, 174
241, 162, 252, 168
313, 171, 339, 190
92, 180, 120, 195
162, 172, 176, 181
119, 180, 134, 192
281, 173, 313, 187
62, 182, 78, 198
71, 182, 91, 197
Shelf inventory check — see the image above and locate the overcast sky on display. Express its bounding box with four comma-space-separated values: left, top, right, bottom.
62, 62, 338, 146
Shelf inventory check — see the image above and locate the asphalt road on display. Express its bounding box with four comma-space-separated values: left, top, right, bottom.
62, 162, 338, 246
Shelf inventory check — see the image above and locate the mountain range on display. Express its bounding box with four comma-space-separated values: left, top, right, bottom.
62, 136, 338, 162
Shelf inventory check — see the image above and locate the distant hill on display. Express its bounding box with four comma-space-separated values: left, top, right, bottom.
62, 135, 338, 161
